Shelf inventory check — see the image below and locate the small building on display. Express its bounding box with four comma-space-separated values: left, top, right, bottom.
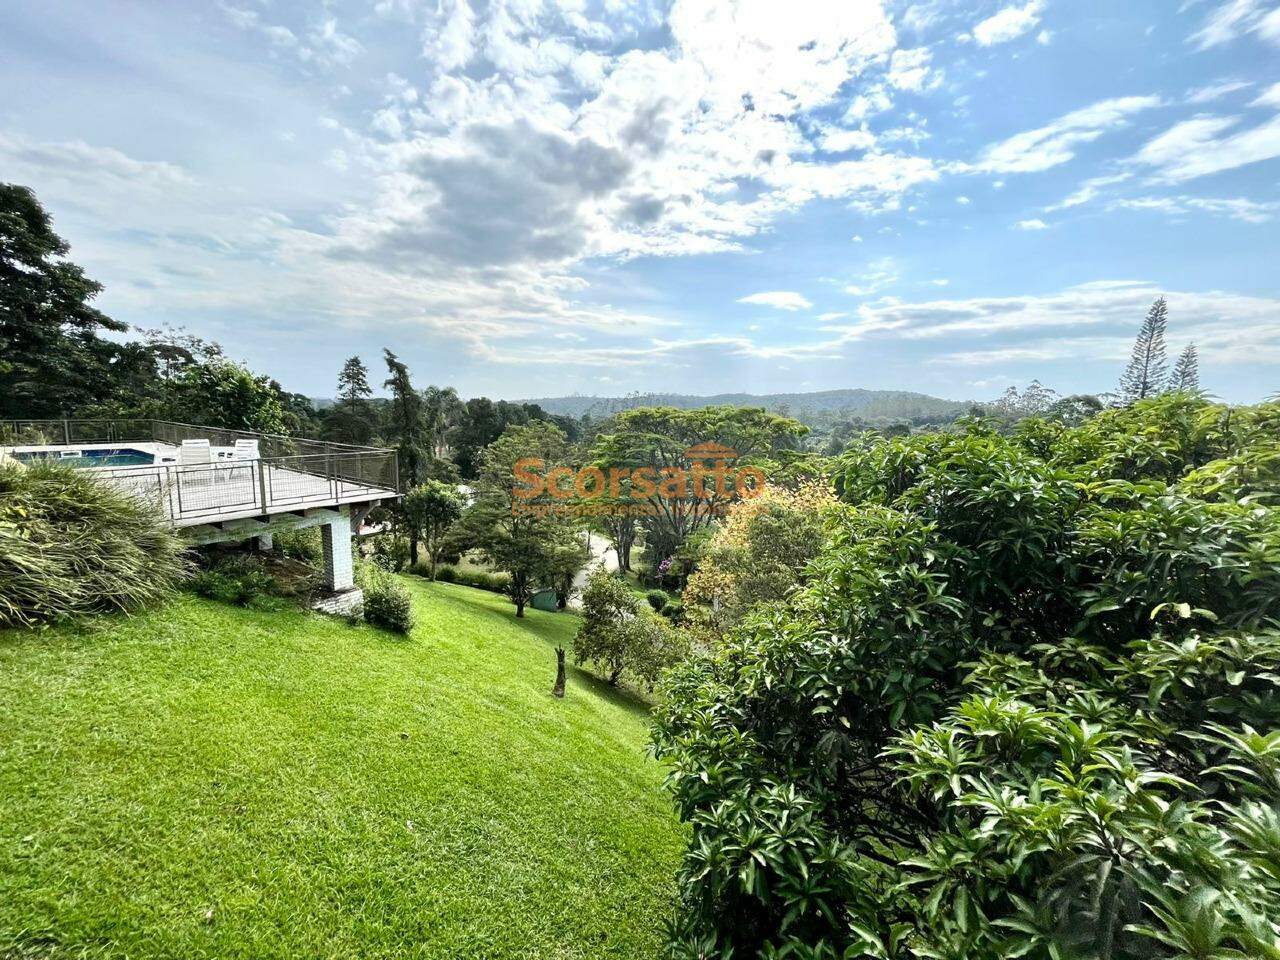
1, 419, 401, 614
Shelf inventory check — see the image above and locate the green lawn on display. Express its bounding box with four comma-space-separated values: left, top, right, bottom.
0, 580, 684, 959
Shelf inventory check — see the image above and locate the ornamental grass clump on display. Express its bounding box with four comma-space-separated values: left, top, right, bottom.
0, 461, 188, 627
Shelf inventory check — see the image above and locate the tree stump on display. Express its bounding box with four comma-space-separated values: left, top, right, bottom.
552, 647, 566, 698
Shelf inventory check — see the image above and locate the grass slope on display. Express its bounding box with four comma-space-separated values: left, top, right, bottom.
0, 580, 683, 959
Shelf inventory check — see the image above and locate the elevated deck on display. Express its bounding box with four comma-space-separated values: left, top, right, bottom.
1, 419, 400, 528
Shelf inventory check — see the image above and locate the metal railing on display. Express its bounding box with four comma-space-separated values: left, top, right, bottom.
1, 419, 399, 523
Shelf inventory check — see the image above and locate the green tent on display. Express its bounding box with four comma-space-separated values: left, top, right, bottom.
530, 589, 559, 612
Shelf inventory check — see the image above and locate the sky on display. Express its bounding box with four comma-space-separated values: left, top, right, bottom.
1, 0, 1278, 403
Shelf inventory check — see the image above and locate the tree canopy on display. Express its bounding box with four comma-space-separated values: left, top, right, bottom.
653, 393, 1280, 959
0, 183, 126, 418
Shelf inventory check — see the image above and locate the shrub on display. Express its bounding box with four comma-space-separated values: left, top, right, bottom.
653, 395, 1280, 959
189, 555, 277, 607
450, 568, 511, 594
575, 567, 687, 686
366, 532, 410, 572
273, 526, 321, 564
683, 480, 836, 643
645, 589, 669, 612
0, 462, 188, 626
659, 598, 684, 622
433, 565, 458, 583
356, 561, 414, 634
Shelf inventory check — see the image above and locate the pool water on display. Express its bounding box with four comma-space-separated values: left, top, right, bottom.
13, 448, 155, 468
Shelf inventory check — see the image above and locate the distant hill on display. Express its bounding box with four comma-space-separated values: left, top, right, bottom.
520, 389, 973, 425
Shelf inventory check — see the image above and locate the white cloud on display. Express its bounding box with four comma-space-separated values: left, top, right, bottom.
827, 281, 1280, 366
1109, 195, 1280, 223
312, 18, 363, 65
1190, 0, 1280, 49
843, 258, 900, 297
1132, 113, 1280, 181
421, 0, 477, 72
1015, 218, 1049, 229
974, 95, 1162, 173
956, 195, 972, 205
818, 126, 877, 152
886, 47, 940, 92
1186, 79, 1253, 103
1253, 81, 1280, 108
738, 291, 814, 311
1047, 172, 1132, 210
971, 0, 1047, 46
0, 132, 194, 192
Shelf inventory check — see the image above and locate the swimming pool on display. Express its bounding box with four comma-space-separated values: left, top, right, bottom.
13, 448, 155, 468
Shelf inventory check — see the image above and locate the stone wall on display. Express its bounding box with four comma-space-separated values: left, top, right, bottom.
311, 587, 364, 618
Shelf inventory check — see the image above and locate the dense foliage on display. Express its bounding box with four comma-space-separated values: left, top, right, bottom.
0, 183, 126, 419
653, 394, 1280, 959
683, 481, 836, 645
401, 479, 464, 576
591, 406, 808, 564
189, 555, 278, 608
357, 560, 415, 634
575, 567, 687, 686
455, 421, 586, 617
0, 462, 188, 626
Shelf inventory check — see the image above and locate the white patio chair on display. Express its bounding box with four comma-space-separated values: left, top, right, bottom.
232, 439, 260, 461
179, 439, 213, 488
179, 439, 211, 466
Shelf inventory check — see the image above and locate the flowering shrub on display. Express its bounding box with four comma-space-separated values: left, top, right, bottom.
682, 480, 836, 644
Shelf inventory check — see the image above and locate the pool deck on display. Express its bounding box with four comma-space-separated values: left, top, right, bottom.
3, 442, 397, 529
10, 442, 184, 464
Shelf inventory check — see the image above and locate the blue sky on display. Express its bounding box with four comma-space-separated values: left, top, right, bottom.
2, 0, 1278, 402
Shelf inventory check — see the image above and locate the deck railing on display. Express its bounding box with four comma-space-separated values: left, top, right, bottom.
1, 419, 399, 523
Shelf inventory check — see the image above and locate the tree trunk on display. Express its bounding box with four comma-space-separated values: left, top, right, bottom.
516, 598, 525, 618
608, 667, 621, 686
552, 647, 566, 698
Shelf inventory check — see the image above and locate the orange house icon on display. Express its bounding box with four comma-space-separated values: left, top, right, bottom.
682, 441, 739, 463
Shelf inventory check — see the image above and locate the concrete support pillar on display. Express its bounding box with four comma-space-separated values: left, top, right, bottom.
256, 532, 274, 551
320, 511, 355, 591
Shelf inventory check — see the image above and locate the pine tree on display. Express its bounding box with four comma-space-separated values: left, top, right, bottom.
384, 350, 426, 562
1168, 343, 1200, 392
1118, 297, 1169, 404
336, 356, 372, 409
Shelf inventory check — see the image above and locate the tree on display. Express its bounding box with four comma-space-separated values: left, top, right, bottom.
456, 421, 578, 617
1169, 342, 1201, 391
545, 533, 591, 609
683, 481, 836, 643
401, 480, 463, 576
1118, 296, 1170, 404
384, 350, 427, 559
0, 183, 126, 418
171, 359, 288, 434
587, 486, 638, 573
574, 567, 685, 685
421, 385, 462, 460
653, 393, 1280, 959
591, 406, 807, 566
325, 356, 375, 445
337, 355, 372, 407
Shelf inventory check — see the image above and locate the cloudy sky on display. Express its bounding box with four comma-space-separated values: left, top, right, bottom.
2, 0, 1278, 402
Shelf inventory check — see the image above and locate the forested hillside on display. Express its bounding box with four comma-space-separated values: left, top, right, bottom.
522, 388, 972, 425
